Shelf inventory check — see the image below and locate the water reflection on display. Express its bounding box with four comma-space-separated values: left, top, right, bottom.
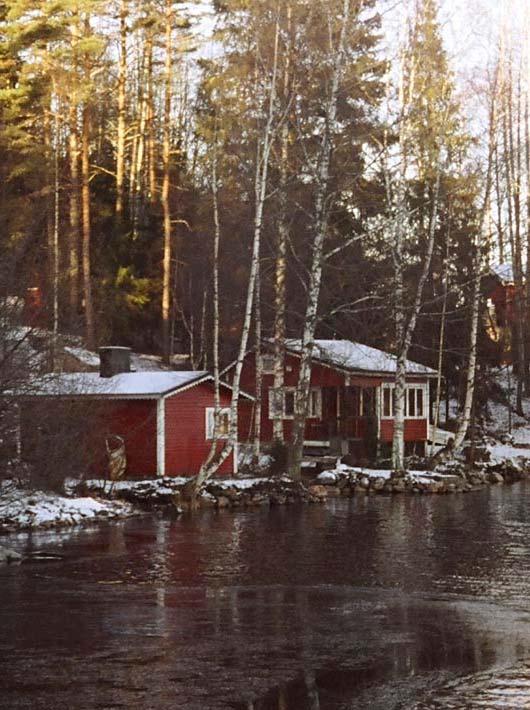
2, 485, 530, 707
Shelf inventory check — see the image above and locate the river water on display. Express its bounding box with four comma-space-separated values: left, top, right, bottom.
3, 484, 530, 709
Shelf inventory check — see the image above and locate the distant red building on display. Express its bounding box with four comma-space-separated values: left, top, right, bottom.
224, 340, 438, 460
21, 348, 252, 478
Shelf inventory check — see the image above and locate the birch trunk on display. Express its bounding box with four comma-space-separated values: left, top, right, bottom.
441, 78, 497, 457
254, 271, 262, 458
392, 172, 441, 472
289, 0, 351, 480
190, 14, 281, 496
272, 2, 292, 444
430, 219, 450, 455
190, 142, 222, 499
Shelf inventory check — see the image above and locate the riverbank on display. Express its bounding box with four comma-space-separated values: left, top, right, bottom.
2, 440, 530, 534
81, 439, 530, 511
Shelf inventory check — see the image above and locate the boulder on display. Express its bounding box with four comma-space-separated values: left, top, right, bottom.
308, 485, 328, 500
316, 470, 338, 485
488, 471, 504, 485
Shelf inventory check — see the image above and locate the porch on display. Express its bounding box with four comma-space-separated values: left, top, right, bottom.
304, 385, 378, 459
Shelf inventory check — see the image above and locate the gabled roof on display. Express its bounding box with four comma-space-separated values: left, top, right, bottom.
284, 339, 437, 377
23, 371, 254, 400
490, 262, 514, 285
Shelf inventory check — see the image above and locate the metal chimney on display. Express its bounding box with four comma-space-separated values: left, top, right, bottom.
99, 346, 132, 378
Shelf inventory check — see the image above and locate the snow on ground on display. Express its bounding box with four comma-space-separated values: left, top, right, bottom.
82, 477, 189, 493
316, 465, 451, 485
487, 443, 530, 465
213, 476, 282, 490
0, 480, 136, 532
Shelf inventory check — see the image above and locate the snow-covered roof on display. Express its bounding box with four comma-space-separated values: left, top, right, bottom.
25, 371, 211, 399
63, 346, 100, 368
491, 262, 514, 284
284, 339, 437, 377
23, 370, 255, 401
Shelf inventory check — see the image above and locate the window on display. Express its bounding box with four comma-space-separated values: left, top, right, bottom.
261, 354, 275, 374
407, 387, 424, 418
309, 388, 322, 418
382, 386, 393, 418
268, 388, 321, 419
205, 407, 231, 440
381, 385, 427, 419
284, 390, 295, 417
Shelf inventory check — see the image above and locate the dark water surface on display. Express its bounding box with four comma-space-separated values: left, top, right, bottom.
3, 484, 530, 709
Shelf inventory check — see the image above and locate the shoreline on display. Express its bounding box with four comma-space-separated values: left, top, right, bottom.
2, 451, 530, 537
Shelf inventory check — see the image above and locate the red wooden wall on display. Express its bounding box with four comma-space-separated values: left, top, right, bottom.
164, 383, 234, 476
106, 400, 157, 478
236, 351, 430, 445
380, 419, 428, 443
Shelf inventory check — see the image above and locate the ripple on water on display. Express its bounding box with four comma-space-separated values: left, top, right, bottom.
413, 660, 530, 709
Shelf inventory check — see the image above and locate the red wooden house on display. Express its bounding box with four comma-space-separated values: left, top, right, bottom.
21, 347, 251, 478
226, 340, 438, 461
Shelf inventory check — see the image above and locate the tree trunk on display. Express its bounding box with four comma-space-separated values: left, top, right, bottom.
68, 104, 81, 327
289, 0, 352, 479
430, 216, 450, 456
272, 2, 292, 444
441, 74, 497, 457
115, 0, 127, 220
254, 271, 262, 458
81, 100, 95, 350
392, 172, 441, 471
161, 0, 173, 363
190, 13, 281, 495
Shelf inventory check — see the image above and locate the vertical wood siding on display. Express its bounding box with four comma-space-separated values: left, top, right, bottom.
164, 383, 234, 476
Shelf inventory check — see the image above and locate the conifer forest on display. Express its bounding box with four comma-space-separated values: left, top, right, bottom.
1, 0, 530, 468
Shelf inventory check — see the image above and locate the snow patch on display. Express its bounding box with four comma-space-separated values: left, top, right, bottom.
0, 481, 136, 531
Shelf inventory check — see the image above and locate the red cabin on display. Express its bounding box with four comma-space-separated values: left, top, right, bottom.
20, 348, 252, 479
226, 340, 438, 461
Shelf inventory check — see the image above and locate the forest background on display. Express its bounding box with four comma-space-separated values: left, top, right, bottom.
1, 0, 530, 474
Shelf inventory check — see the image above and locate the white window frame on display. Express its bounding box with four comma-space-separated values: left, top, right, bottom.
205, 407, 231, 440
380, 384, 428, 420
268, 387, 322, 420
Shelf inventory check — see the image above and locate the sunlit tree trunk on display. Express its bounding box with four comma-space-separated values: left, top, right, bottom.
115, 0, 127, 221
161, 0, 173, 363
81, 99, 95, 350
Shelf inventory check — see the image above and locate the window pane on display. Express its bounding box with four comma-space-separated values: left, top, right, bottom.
383, 388, 391, 417
309, 389, 320, 418
417, 388, 424, 417
408, 389, 416, 417
284, 391, 295, 416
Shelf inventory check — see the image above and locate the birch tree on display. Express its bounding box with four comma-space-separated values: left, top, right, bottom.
189, 7, 282, 497
288, 0, 353, 479
386, 0, 460, 471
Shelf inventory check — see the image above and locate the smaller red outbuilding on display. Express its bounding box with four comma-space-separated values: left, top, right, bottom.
22, 347, 252, 479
